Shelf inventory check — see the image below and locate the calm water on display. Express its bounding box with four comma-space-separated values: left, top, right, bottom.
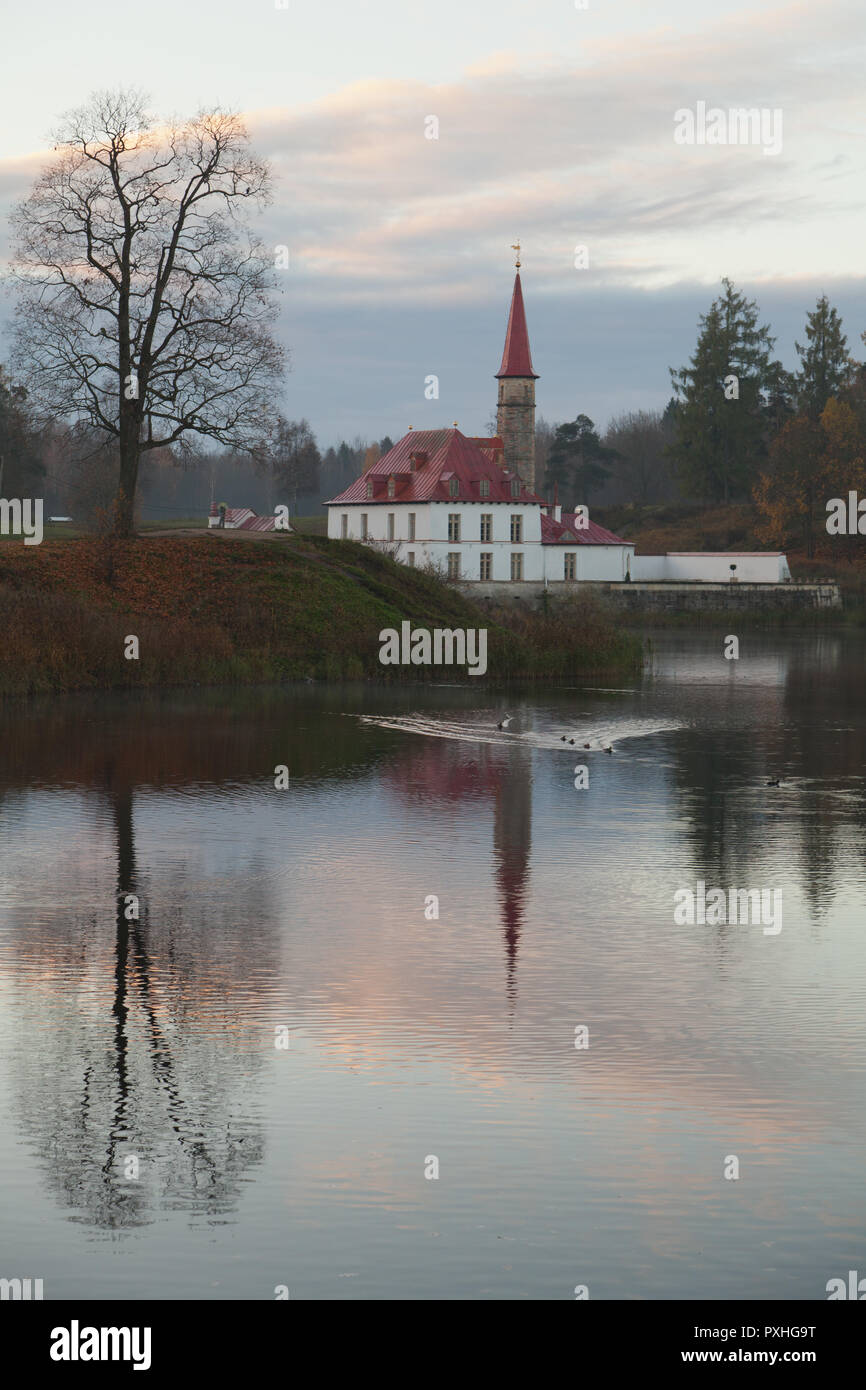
1, 632, 864, 1301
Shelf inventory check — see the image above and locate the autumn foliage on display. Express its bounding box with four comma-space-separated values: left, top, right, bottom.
0, 533, 640, 696
754, 398, 866, 558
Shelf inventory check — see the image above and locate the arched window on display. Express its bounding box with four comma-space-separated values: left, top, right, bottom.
510, 478, 520, 498
387, 477, 396, 498
449, 477, 459, 498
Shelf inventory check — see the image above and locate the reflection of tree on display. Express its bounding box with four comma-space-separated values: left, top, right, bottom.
663, 634, 866, 923
9, 762, 271, 1231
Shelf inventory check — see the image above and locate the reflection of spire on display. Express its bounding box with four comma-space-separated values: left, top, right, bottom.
493, 750, 532, 1008
382, 734, 534, 1008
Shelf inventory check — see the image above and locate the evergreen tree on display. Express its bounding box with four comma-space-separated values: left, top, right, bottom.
795, 295, 856, 419
669, 279, 783, 501
545, 414, 618, 508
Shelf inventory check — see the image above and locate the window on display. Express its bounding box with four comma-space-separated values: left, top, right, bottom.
511, 552, 523, 581
448, 513, 461, 542
511, 478, 520, 498
480, 552, 492, 581
361, 513, 368, 540
564, 552, 576, 580
449, 477, 459, 498
408, 512, 416, 541
480, 478, 490, 498
387, 477, 396, 499
340, 514, 348, 539
407, 551, 415, 567
447, 552, 461, 579
366, 479, 374, 499
510, 515, 522, 543
480, 513, 492, 542
387, 513, 395, 541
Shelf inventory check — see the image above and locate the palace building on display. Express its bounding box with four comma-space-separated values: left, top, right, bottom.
325, 266, 635, 583
325, 263, 790, 587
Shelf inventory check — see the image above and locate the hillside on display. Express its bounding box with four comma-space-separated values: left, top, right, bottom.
0, 531, 641, 696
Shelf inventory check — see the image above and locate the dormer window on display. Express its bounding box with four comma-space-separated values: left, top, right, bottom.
366, 479, 374, 499
449, 477, 459, 498
511, 478, 520, 498
387, 477, 396, 498
480, 478, 490, 498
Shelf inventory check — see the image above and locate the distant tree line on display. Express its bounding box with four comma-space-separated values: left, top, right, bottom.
539, 281, 866, 558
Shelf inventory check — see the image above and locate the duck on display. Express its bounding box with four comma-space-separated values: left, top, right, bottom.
766, 777, 781, 786
583, 742, 591, 749
497, 714, 512, 730
604, 746, 613, 754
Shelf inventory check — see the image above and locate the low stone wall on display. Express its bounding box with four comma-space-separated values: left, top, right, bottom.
459, 580, 842, 612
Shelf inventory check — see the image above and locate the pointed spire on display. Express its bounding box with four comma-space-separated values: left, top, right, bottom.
496, 272, 538, 379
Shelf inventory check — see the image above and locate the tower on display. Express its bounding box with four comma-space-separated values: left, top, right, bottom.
495, 246, 538, 493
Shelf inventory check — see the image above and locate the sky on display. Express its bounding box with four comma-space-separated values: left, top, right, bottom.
0, 0, 864, 446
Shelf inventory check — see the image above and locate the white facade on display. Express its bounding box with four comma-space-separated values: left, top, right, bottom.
330, 501, 538, 581
327, 501, 634, 582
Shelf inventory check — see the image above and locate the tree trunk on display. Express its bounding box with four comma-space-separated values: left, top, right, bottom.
116, 423, 140, 538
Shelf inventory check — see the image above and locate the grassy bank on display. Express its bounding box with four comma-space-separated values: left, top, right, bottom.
0, 532, 641, 697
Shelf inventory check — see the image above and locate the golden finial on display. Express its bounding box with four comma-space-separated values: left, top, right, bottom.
453, 421, 458, 427
511, 241, 521, 269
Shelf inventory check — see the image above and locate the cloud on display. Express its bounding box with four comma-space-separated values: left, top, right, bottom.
235, 0, 864, 303
0, 0, 863, 440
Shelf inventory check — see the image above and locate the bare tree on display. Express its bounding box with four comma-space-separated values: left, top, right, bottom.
8, 89, 285, 537
603, 408, 677, 504
255, 415, 321, 512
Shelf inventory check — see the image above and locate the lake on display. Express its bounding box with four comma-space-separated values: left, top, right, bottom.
1, 631, 864, 1300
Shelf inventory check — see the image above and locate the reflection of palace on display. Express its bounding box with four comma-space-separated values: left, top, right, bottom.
383, 738, 533, 1003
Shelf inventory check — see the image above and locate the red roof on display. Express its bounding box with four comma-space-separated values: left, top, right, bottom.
470, 436, 505, 464
496, 272, 538, 379
326, 428, 544, 505
541, 511, 632, 546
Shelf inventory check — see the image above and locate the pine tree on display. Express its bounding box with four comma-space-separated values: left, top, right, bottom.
669, 279, 783, 502
545, 415, 618, 509
795, 295, 856, 419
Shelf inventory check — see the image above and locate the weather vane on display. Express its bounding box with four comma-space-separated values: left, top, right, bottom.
511, 241, 521, 269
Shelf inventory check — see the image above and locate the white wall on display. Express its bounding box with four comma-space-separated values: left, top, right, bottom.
631, 553, 791, 582
327, 504, 790, 584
